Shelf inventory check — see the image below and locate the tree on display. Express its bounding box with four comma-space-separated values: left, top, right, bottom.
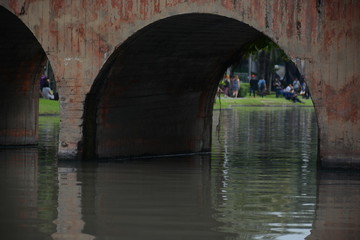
231, 35, 300, 92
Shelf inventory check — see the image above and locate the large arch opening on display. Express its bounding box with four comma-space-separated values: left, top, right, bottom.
82, 13, 311, 160
0, 6, 48, 146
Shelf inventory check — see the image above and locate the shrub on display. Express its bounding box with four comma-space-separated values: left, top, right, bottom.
239, 83, 249, 97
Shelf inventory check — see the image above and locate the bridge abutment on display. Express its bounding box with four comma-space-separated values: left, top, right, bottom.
317, 109, 360, 169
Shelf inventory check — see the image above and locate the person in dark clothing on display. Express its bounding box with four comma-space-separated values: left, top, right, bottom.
273, 77, 283, 98
249, 74, 258, 97
301, 80, 310, 99
40, 75, 47, 90
223, 75, 230, 97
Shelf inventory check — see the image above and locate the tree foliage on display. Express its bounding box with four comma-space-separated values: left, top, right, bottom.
241, 35, 289, 61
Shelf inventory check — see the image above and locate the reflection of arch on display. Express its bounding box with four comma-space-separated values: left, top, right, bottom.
0, 6, 47, 145
306, 171, 360, 239
82, 14, 264, 159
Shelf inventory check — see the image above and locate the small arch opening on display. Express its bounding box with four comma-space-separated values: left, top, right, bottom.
0, 6, 59, 147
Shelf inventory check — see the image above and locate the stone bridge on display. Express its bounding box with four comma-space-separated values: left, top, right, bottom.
0, 0, 359, 168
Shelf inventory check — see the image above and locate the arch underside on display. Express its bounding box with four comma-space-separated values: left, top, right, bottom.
0, 7, 46, 145
83, 14, 262, 159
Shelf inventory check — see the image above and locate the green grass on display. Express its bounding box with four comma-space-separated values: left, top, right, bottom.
39, 98, 60, 115
214, 93, 314, 109
38, 93, 313, 114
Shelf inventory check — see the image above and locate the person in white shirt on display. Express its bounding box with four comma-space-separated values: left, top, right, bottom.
41, 79, 54, 100
284, 84, 303, 103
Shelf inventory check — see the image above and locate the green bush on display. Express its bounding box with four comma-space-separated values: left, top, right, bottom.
239, 83, 249, 97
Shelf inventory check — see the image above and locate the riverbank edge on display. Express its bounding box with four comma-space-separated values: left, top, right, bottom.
39, 95, 314, 114
214, 104, 313, 109
214, 94, 313, 109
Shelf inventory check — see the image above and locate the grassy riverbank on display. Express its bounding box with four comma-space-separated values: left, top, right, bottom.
39, 98, 60, 115
39, 93, 313, 115
214, 93, 313, 109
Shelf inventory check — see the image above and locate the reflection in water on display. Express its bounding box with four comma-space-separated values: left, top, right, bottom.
0, 117, 59, 239
0, 110, 359, 239
306, 171, 360, 240
78, 158, 230, 240
52, 167, 95, 240
0, 148, 45, 239
211, 107, 318, 239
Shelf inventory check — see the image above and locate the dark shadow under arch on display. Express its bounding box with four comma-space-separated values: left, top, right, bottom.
0, 6, 47, 145
82, 13, 265, 160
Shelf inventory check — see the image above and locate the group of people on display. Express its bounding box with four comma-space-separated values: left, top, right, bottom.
40, 75, 58, 100
220, 74, 241, 98
274, 77, 310, 103
220, 73, 310, 104
219, 74, 268, 98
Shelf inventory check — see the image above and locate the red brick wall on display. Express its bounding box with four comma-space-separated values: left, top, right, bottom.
0, 0, 358, 167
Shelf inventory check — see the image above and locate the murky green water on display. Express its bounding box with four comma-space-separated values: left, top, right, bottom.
0, 107, 359, 240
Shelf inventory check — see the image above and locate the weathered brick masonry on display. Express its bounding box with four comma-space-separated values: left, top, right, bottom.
0, 0, 359, 168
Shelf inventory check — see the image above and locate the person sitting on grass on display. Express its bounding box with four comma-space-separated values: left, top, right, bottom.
283, 84, 304, 103
41, 78, 59, 100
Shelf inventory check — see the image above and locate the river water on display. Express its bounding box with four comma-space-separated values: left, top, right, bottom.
0, 107, 359, 240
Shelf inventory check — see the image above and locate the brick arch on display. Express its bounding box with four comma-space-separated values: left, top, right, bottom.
0, 6, 47, 145
82, 13, 263, 159
0, 1, 358, 168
